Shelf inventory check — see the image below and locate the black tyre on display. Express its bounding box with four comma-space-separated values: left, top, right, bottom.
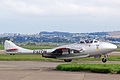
64, 59, 72, 62
102, 58, 107, 63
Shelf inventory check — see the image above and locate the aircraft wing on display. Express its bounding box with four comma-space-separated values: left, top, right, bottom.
50, 44, 86, 53
42, 46, 88, 59
57, 53, 89, 59
42, 44, 88, 59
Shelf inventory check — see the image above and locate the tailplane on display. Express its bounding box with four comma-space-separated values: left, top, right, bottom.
4, 40, 33, 54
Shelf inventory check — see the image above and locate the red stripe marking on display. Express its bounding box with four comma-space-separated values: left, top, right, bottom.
58, 48, 66, 50
6, 48, 18, 51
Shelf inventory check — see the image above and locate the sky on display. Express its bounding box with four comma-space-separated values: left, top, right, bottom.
0, 0, 120, 34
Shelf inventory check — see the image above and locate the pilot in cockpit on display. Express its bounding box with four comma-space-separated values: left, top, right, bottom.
79, 39, 99, 44
79, 40, 86, 44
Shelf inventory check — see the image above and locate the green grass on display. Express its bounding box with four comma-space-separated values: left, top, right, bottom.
56, 63, 120, 74
116, 48, 120, 52
0, 54, 120, 61
0, 54, 57, 61
74, 56, 120, 61
0, 44, 3, 50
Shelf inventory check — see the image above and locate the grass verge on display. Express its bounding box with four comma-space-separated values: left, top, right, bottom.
116, 48, 120, 52
75, 56, 120, 61
0, 54, 56, 61
0, 54, 120, 61
56, 63, 120, 74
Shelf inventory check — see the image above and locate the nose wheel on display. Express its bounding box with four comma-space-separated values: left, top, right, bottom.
102, 53, 108, 63
102, 58, 107, 63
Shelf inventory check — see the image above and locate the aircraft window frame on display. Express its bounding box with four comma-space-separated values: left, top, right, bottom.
79, 39, 99, 44
94, 41, 98, 43
89, 40, 93, 43
93, 40, 99, 43
85, 40, 89, 43
80, 41, 85, 44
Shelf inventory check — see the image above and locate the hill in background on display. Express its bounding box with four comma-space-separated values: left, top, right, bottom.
108, 31, 120, 38
0, 31, 120, 43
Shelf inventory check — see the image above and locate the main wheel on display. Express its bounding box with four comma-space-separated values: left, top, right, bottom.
64, 59, 72, 62
102, 58, 107, 63
10, 54, 15, 55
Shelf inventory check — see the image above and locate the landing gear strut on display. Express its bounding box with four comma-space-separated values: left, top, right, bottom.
64, 59, 72, 62
102, 53, 108, 63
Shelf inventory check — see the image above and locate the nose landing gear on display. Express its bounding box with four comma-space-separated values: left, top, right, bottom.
102, 58, 107, 63
102, 53, 108, 63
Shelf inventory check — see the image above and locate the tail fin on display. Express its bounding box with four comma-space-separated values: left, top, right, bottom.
4, 40, 18, 53
4, 40, 33, 54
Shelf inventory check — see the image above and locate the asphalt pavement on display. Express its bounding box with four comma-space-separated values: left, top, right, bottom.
0, 61, 120, 80
0, 51, 120, 80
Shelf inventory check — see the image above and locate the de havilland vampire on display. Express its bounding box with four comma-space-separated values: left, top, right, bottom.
4, 39, 117, 62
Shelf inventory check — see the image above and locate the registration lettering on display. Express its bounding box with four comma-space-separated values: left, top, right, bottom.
33, 50, 47, 54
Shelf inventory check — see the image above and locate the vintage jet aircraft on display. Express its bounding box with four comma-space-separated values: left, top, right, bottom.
4, 39, 117, 62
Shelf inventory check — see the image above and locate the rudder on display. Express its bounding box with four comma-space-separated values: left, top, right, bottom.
4, 40, 18, 53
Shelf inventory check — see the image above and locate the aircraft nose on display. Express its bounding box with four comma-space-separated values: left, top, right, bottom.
105, 43, 117, 50
110, 44, 117, 50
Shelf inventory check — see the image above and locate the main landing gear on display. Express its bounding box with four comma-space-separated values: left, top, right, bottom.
64, 59, 72, 62
102, 53, 108, 63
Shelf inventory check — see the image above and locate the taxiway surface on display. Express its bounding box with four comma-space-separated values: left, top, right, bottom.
0, 51, 120, 80
0, 61, 120, 80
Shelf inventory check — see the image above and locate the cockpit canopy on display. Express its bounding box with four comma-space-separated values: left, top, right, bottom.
79, 39, 99, 44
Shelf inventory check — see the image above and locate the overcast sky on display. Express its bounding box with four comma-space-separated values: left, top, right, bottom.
0, 0, 120, 34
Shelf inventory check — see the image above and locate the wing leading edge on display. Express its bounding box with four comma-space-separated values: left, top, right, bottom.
57, 54, 89, 59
